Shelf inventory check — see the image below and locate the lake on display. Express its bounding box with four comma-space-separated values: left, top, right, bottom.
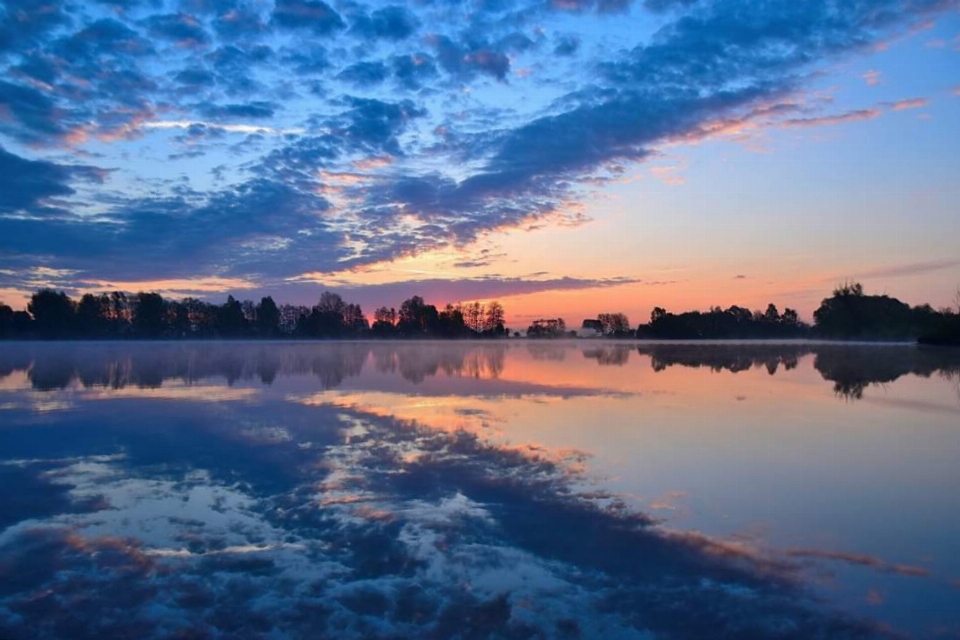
1, 341, 958, 639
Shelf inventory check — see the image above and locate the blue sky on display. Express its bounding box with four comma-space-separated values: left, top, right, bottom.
1, 0, 958, 323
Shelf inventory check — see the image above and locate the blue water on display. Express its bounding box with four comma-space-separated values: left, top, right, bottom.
1, 341, 958, 639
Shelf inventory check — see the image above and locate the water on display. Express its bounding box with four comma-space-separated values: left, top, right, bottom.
1, 341, 958, 640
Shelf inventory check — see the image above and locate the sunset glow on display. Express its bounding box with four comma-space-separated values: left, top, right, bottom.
1, 0, 957, 322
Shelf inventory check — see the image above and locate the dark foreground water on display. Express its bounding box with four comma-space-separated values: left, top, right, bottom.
1, 341, 958, 640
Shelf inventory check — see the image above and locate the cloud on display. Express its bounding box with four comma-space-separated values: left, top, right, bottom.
838, 257, 960, 280
0, 80, 70, 144
337, 61, 390, 87
272, 0, 344, 35
551, 0, 635, 13
430, 35, 512, 81
643, 0, 700, 12
348, 6, 419, 41
862, 69, 882, 85
780, 108, 882, 128
143, 120, 304, 135
0, 0, 72, 53
390, 53, 439, 90
144, 12, 211, 47
783, 548, 931, 578
0, 146, 107, 215
0, 0, 955, 295
54, 18, 154, 59
553, 34, 581, 56
886, 97, 928, 110
198, 101, 278, 120
267, 276, 641, 308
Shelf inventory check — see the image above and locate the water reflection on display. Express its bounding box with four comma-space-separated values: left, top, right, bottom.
1, 342, 959, 639
4, 342, 959, 401
636, 342, 960, 400
0, 342, 509, 391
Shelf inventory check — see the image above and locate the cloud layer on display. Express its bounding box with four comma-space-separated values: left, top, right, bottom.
0, 0, 952, 295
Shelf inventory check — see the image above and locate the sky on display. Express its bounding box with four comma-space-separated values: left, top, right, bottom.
1, 0, 958, 327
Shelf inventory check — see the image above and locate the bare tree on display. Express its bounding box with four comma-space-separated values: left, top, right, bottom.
598, 312, 631, 336
484, 301, 504, 332
465, 301, 484, 332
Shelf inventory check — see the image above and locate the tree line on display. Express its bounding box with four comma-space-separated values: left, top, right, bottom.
524, 283, 960, 344
636, 282, 959, 342
2, 282, 958, 343
0, 290, 508, 340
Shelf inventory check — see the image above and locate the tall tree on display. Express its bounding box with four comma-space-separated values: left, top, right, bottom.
256, 296, 281, 336
484, 301, 505, 334
77, 293, 109, 337
598, 313, 630, 336
0, 301, 13, 337
134, 292, 166, 337
28, 289, 76, 337
464, 301, 484, 333
216, 295, 248, 337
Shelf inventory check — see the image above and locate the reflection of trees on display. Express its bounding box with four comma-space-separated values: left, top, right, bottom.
582, 346, 632, 366
638, 344, 808, 374
813, 346, 960, 400
526, 344, 567, 361
0, 343, 510, 391
394, 344, 505, 383
637, 343, 960, 402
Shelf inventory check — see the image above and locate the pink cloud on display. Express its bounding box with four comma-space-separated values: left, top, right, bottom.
862, 70, 882, 86
889, 97, 929, 111
781, 108, 882, 128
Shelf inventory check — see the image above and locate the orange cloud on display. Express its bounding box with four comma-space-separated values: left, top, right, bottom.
784, 548, 930, 577
79, 276, 257, 297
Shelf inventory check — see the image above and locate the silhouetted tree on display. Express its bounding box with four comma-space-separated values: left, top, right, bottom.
398, 296, 439, 336
279, 304, 308, 335
372, 306, 398, 336
437, 304, 469, 337
256, 296, 281, 337
527, 318, 566, 338
134, 292, 166, 337
77, 293, 112, 337
217, 295, 248, 337
28, 289, 76, 338
813, 282, 917, 339
484, 301, 505, 335
0, 302, 13, 337
167, 300, 191, 338
597, 313, 631, 337
463, 301, 484, 333
638, 303, 810, 339
763, 304, 780, 324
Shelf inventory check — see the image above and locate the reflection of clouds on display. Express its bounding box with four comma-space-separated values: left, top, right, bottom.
0, 396, 900, 639
3, 343, 955, 638
294, 390, 509, 436
82, 384, 259, 403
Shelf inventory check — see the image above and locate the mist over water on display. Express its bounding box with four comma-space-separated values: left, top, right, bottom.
1, 341, 958, 639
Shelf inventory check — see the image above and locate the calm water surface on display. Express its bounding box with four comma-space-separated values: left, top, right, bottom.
1, 341, 958, 639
